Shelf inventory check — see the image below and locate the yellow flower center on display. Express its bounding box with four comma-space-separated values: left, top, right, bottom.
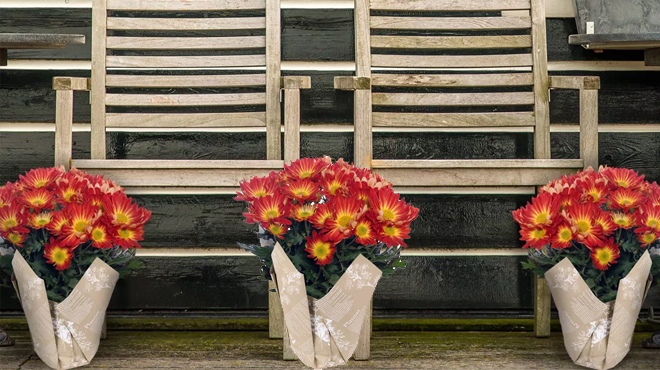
313, 243, 330, 258
269, 225, 284, 235
300, 171, 312, 178
4, 219, 16, 229
576, 221, 590, 233
265, 210, 279, 220
35, 180, 48, 188
648, 220, 659, 229
559, 228, 572, 241
295, 190, 309, 197
534, 212, 548, 225
383, 226, 396, 236
356, 225, 369, 237
92, 229, 105, 241
74, 221, 88, 233
118, 229, 132, 239
62, 189, 75, 201
596, 249, 613, 264
382, 209, 394, 221
7, 233, 21, 244
116, 213, 129, 224
254, 191, 267, 197
642, 233, 656, 244
298, 210, 313, 219
52, 249, 69, 264
531, 228, 546, 239
338, 215, 352, 227
616, 180, 629, 187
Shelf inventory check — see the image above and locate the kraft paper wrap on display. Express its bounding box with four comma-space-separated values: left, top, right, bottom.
11, 251, 119, 370
271, 242, 382, 369
545, 251, 653, 370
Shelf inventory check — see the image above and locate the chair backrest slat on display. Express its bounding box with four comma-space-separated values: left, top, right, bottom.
106, 0, 267, 11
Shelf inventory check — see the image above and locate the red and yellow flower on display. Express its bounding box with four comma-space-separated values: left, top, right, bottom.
354, 218, 377, 245
368, 188, 418, 226
234, 176, 279, 202
377, 223, 412, 248
282, 179, 319, 203
565, 204, 604, 248
44, 238, 73, 271
610, 189, 644, 211
601, 167, 644, 190
514, 193, 561, 228
590, 238, 620, 271
267, 223, 288, 239
243, 193, 292, 227
324, 196, 363, 241
19, 167, 61, 190
305, 231, 337, 265
102, 193, 148, 228
319, 169, 353, 198
520, 226, 552, 249
5, 232, 26, 246
636, 204, 660, 232
291, 203, 316, 222
60, 204, 99, 247
20, 188, 56, 211
113, 227, 144, 249
283, 158, 328, 181
90, 224, 113, 249
611, 211, 635, 229
309, 203, 333, 229
637, 231, 659, 247
28, 211, 52, 229
552, 223, 574, 249
0, 205, 28, 234
46, 211, 69, 235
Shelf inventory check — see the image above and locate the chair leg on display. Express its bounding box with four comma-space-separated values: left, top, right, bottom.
353, 299, 372, 360
534, 276, 551, 338
282, 325, 297, 360
269, 280, 284, 339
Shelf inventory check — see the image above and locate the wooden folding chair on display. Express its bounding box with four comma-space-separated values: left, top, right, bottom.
335, 0, 600, 338
52, 0, 310, 344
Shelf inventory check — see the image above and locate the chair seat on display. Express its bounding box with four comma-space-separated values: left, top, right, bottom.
72, 159, 283, 188
371, 159, 585, 187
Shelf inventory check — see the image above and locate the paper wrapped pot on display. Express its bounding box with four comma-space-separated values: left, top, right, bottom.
12, 251, 119, 370
546, 251, 652, 370
271, 242, 382, 369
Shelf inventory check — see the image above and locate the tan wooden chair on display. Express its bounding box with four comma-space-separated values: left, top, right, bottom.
335, 0, 600, 338
52, 0, 309, 346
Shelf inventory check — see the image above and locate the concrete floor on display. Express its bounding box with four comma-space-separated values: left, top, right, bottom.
2, 330, 660, 369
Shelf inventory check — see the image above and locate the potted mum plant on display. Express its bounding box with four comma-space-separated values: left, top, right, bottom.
0, 167, 150, 370
514, 166, 660, 370
236, 157, 418, 369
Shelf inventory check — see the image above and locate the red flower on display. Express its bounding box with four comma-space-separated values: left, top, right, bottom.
234, 176, 279, 202
113, 227, 144, 249
637, 231, 659, 247
324, 196, 363, 241
282, 179, 319, 203
243, 193, 292, 226
305, 231, 337, 265
47, 211, 69, 235
520, 226, 552, 249
267, 223, 288, 239
4, 232, 26, 247
20, 188, 56, 211
60, 203, 99, 248
551, 223, 574, 249
368, 188, 418, 226
564, 203, 604, 249
611, 211, 635, 229
0, 204, 28, 235
283, 158, 328, 181
28, 211, 52, 230
90, 224, 113, 249
609, 189, 644, 211
291, 203, 316, 222
44, 238, 73, 271
590, 238, 620, 271
513, 193, 561, 228
593, 209, 617, 236
309, 202, 333, 229
54, 175, 84, 204
377, 223, 412, 248
319, 169, 353, 198
103, 193, 149, 228
601, 167, 644, 190
353, 218, 377, 245
636, 204, 660, 233
19, 167, 61, 190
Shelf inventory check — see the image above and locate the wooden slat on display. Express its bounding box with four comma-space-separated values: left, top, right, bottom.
531, 0, 551, 161
265, 0, 282, 161
371, 35, 532, 49
69, 168, 280, 187
370, 16, 532, 30
268, 280, 284, 339
580, 89, 599, 170
54, 90, 73, 169
370, 0, 531, 11
106, 55, 266, 68
107, 17, 266, 30
106, 36, 266, 50
372, 159, 582, 169
106, 112, 266, 128
72, 159, 283, 169
371, 54, 533, 68
355, 0, 372, 170
372, 112, 535, 127
372, 92, 534, 106
106, 74, 266, 88
91, 0, 107, 160
372, 73, 534, 87
105, 93, 266, 106
283, 89, 300, 163
106, 0, 266, 11
534, 276, 551, 338
372, 166, 581, 187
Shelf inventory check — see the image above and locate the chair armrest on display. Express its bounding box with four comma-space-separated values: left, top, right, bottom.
280, 76, 311, 90
549, 76, 600, 90
53, 77, 91, 91
334, 76, 371, 91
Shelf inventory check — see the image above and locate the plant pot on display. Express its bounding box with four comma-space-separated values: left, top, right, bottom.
11, 251, 119, 370
546, 251, 652, 370
271, 242, 381, 369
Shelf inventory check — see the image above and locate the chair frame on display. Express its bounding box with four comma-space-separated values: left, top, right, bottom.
335, 0, 600, 338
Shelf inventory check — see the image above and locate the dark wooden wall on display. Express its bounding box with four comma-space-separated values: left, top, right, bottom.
1, 1, 660, 316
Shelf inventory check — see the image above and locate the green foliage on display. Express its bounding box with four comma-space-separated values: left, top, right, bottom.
240, 221, 405, 299
523, 230, 660, 303
0, 229, 142, 303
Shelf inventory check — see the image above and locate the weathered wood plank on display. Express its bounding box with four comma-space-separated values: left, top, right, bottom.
107, 17, 266, 30
106, 55, 266, 68
105, 93, 267, 106
106, 0, 266, 11
370, 16, 532, 30
372, 112, 535, 127
106, 36, 266, 50
372, 73, 534, 87
370, 35, 532, 49
54, 90, 74, 168
106, 74, 267, 88
371, 54, 534, 68
531, 0, 551, 162
372, 167, 580, 186
265, 0, 282, 161
372, 92, 535, 106
106, 112, 267, 127
370, 0, 531, 11
372, 159, 582, 169
73, 159, 283, 169
71, 168, 281, 187
91, 0, 107, 160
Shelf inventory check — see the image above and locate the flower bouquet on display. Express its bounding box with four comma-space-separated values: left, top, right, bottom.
0, 167, 150, 370
513, 166, 660, 370
236, 157, 418, 368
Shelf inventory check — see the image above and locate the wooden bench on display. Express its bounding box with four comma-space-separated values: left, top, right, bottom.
335, 0, 600, 339
52, 0, 310, 350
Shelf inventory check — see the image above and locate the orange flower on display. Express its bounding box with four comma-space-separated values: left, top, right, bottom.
60, 204, 99, 247
283, 158, 328, 181
90, 224, 113, 249
520, 226, 551, 249
552, 223, 574, 249
593, 210, 617, 236
234, 176, 279, 202
292, 203, 316, 222
4, 232, 26, 247
20, 188, 56, 211
282, 179, 319, 203
514, 193, 561, 228
377, 223, 412, 248
581, 177, 607, 205
637, 231, 659, 247
368, 188, 418, 226
319, 169, 353, 198
610, 189, 644, 211
601, 166, 644, 189
54, 176, 84, 204
113, 227, 144, 249
309, 202, 333, 229
611, 211, 635, 229
28, 211, 52, 229
0, 182, 16, 208
19, 167, 61, 189
103, 193, 148, 228
590, 238, 620, 271
267, 223, 288, 239
305, 231, 336, 265
565, 204, 603, 248
243, 193, 292, 226
46, 211, 69, 235
44, 238, 73, 271
324, 196, 363, 241
354, 218, 377, 245
636, 204, 660, 232
0, 204, 28, 234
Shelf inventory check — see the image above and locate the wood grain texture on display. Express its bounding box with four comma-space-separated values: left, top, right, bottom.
265, 0, 282, 161
579, 89, 599, 170
106, 0, 266, 11
372, 167, 581, 186
531, 0, 551, 161
54, 90, 74, 169
107, 17, 266, 30
106, 55, 266, 68
370, 16, 532, 31
105, 93, 267, 106
371, 54, 534, 68
372, 92, 535, 106
370, 35, 532, 49
283, 88, 301, 163
105, 74, 267, 88
372, 73, 534, 88
106, 36, 266, 50
372, 112, 535, 127
106, 112, 267, 127
369, 0, 531, 11
534, 276, 551, 337
91, 0, 107, 160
